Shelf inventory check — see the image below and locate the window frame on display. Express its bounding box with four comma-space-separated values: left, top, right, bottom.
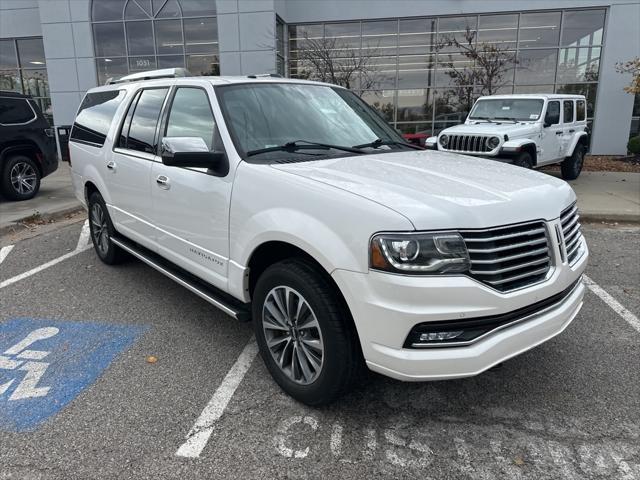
544, 100, 561, 126
563, 99, 575, 124
0, 96, 37, 126
70, 89, 127, 147
113, 86, 171, 159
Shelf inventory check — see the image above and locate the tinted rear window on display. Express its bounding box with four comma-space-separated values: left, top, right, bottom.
71, 90, 126, 146
0, 98, 36, 124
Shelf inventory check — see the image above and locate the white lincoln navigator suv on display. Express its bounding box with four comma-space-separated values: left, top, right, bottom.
70, 69, 588, 405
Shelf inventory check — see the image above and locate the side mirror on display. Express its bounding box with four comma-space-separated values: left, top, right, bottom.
161, 137, 226, 170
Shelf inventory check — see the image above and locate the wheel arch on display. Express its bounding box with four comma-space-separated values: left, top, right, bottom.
0, 141, 44, 177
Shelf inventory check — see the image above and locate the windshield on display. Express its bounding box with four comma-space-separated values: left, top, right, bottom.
215, 83, 406, 161
469, 98, 544, 122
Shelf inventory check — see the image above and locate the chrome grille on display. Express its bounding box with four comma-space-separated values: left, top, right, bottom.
446, 135, 492, 153
560, 203, 583, 264
461, 221, 551, 292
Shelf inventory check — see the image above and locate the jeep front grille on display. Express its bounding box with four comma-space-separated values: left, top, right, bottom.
560, 203, 583, 264
461, 221, 551, 292
446, 135, 493, 153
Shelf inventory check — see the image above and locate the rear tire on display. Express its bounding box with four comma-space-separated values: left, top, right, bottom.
512, 151, 533, 169
252, 258, 362, 406
87, 191, 127, 265
561, 143, 585, 180
1, 155, 41, 201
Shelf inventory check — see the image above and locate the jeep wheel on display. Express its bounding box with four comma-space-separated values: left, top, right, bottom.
1, 155, 41, 201
252, 259, 361, 406
561, 144, 585, 180
512, 151, 533, 169
88, 191, 127, 265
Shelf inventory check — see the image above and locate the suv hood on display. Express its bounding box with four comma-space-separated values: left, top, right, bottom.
442, 122, 539, 137
271, 150, 574, 230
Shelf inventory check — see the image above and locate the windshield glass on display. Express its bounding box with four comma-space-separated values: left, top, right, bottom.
469, 98, 544, 122
215, 83, 405, 160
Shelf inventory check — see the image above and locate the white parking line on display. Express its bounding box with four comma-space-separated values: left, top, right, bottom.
175, 338, 259, 458
76, 220, 91, 251
584, 275, 640, 334
0, 224, 91, 290
0, 245, 14, 265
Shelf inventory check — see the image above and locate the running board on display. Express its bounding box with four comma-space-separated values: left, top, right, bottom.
111, 237, 251, 322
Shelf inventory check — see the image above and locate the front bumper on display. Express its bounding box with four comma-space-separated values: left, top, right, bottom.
332, 239, 587, 381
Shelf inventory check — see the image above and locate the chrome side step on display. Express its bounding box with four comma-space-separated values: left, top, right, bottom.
111, 237, 250, 322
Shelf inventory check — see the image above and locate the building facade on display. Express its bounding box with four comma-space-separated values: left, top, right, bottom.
1, 0, 638, 154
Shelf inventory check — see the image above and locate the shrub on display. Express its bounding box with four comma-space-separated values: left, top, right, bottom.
628, 135, 640, 154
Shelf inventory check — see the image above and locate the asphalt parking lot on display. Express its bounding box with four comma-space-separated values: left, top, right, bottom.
0, 218, 638, 480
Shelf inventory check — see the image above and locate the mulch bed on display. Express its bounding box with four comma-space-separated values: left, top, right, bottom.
542, 155, 640, 173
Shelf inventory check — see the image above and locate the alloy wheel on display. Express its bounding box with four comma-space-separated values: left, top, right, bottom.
90, 203, 110, 256
10, 161, 37, 195
262, 286, 324, 385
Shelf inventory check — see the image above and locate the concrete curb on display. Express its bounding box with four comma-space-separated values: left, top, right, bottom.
0, 204, 85, 238
580, 212, 640, 224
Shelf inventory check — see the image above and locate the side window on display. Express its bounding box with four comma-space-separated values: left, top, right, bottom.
71, 90, 125, 146
0, 98, 36, 125
576, 100, 586, 121
165, 88, 216, 150
563, 100, 574, 124
126, 88, 169, 154
545, 101, 560, 125
117, 90, 141, 149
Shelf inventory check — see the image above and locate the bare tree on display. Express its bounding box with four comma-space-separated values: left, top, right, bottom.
438, 27, 517, 98
293, 34, 384, 90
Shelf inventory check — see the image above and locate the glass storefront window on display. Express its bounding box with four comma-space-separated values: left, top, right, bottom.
557, 47, 600, 83
93, 23, 126, 58
91, 0, 218, 85
438, 16, 477, 51
561, 9, 605, 46
288, 8, 605, 132
21, 69, 49, 97
16, 38, 46, 67
478, 14, 518, 48
519, 12, 561, 48
0, 40, 18, 69
0, 70, 21, 92
516, 49, 558, 85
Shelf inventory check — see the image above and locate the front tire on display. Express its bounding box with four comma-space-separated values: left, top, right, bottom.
512, 151, 533, 169
87, 191, 127, 265
252, 259, 361, 406
561, 144, 585, 180
1, 155, 41, 201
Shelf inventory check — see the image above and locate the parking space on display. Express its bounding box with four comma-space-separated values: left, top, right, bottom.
1, 219, 638, 479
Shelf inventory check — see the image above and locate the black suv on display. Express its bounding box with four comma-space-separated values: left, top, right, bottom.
0, 91, 58, 200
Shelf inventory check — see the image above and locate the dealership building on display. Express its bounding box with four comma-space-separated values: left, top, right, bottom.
1, 0, 639, 154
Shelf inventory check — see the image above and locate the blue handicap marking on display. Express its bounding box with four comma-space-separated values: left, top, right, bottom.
0, 318, 148, 432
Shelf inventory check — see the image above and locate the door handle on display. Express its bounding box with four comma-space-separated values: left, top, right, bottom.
106, 161, 116, 171
556, 131, 563, 136
156, 175, 170, 189
569, 129, 575, 133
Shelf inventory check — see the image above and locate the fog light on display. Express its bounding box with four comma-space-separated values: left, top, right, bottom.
419, 331, 464, 342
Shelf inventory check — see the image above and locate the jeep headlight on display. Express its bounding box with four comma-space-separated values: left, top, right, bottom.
439, 134, 449, 148
370, 232, 470, 274
488, 136, 500, 149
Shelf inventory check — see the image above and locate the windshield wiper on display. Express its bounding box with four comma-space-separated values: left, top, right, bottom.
246, 140, 365, 157
470, 116, 495, 123
352, 138, 423, 150
492, 116, 518, 123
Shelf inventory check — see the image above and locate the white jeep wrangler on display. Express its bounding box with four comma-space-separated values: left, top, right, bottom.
69, 70, 587, 405
426, 94, 589, 180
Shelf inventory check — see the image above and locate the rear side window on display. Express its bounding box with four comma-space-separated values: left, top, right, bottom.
0, 98, 36, 125
545, 101, 560, 125
71, 90, 126, 146
576, 100, 586, 121
563, 100, 574, 124
125, 88, 169, 154
165, 88, 216, 149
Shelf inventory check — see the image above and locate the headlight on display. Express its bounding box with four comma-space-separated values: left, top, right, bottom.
488, 136, 500, 149
439, 134, 449, 147
370, 232, 470, 274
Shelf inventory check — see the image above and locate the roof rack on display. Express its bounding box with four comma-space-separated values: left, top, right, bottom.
106, 68, 192, 85
246, 73, 283, 79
